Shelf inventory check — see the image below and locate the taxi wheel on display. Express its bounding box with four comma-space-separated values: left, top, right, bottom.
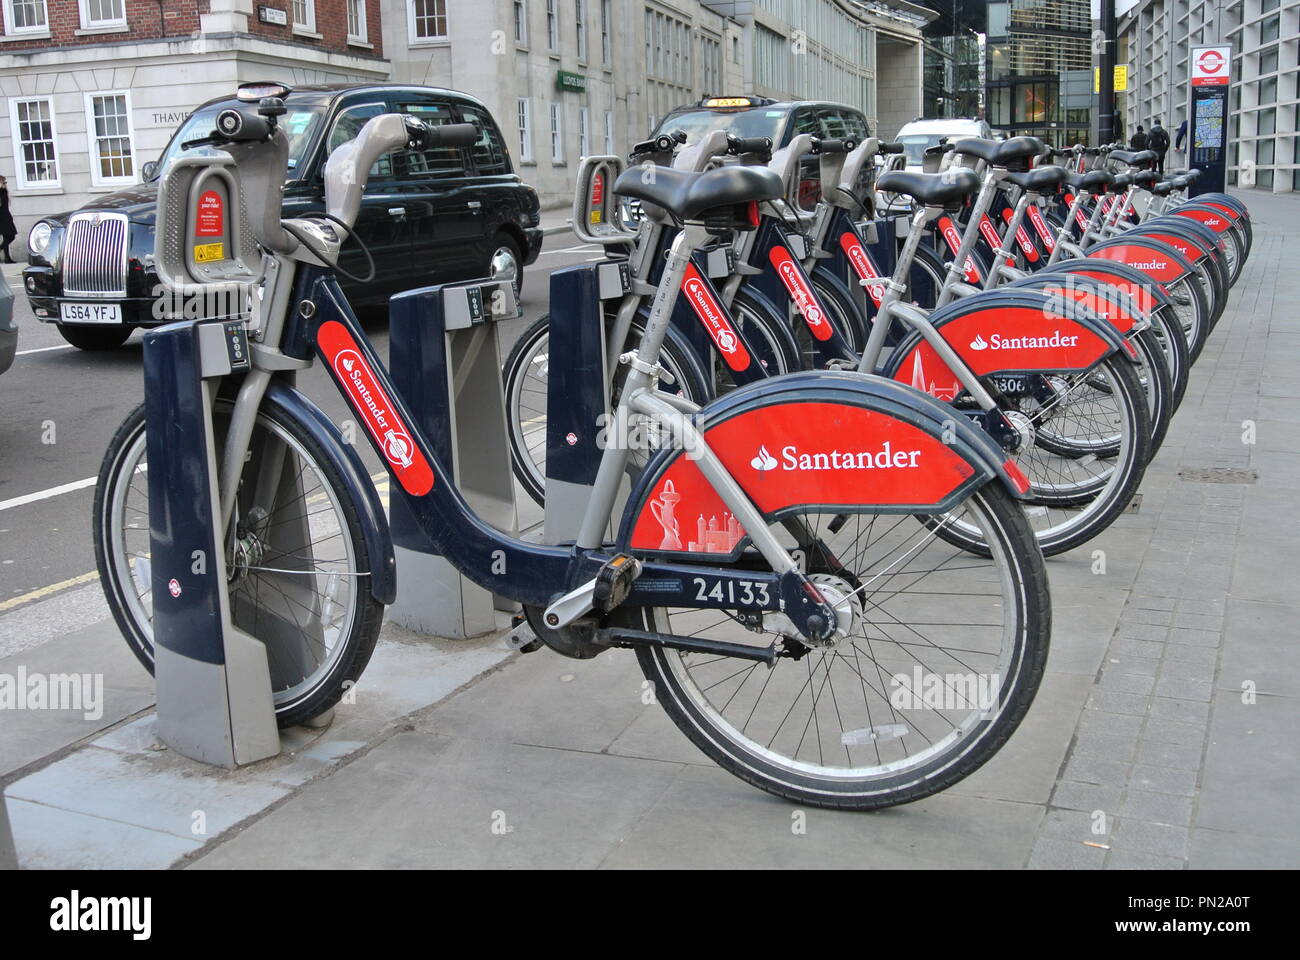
57, 323, 132, 351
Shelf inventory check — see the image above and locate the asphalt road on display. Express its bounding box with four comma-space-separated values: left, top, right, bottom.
0, 238, 597, 612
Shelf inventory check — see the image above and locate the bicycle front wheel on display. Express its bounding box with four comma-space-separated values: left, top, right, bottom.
93, 398, 384, 728
632, 480, 1051, 810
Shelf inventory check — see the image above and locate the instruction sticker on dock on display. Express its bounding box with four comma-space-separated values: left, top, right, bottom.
194, 242, 225, 263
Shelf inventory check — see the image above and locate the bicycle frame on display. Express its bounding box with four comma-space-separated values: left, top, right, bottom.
246, 228, 843, 642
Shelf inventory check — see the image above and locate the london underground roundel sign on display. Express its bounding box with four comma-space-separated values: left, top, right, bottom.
1191, 45, 1231, 87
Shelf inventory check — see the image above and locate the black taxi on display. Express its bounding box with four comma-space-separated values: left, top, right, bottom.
22, 84, 543, 350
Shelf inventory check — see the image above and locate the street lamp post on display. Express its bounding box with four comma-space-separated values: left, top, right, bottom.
1098, 0, 1117, 143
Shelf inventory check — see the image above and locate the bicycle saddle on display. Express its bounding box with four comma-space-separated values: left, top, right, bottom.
612, 164, 783, 221
1106, 173, 1136, 192
1149, 180, 1180, 197
1065, 169, 1113, 191
1132, 169, 1159, 187
951, 136, 1042, 166
1003, 166, 1066, 194
1109, 149, 1157, 166
875, 168, 980, 205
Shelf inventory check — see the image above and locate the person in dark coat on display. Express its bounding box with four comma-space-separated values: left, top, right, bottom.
1148, 119, 1170, 174
0, 175, 16, 264
1130, 125, 1148, 151
1175, 118, 1188, 152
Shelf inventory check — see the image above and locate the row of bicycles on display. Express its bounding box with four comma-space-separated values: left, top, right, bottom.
92, 87, 1250, 810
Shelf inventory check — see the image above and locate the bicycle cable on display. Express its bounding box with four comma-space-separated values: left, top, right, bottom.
280, 212, 377, 284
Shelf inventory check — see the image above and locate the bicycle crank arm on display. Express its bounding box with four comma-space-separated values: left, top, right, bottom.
602, 628, 778, 666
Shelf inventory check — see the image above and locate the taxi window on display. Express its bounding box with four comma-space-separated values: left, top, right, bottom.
327, 102, 393, 178
459, 103, 510, 176
395, 101, 467, 179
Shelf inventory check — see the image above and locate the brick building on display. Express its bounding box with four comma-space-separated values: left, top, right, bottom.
1, 0, 388, 246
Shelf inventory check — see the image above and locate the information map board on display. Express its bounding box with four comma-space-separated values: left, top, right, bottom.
1188, 45, 1232, 195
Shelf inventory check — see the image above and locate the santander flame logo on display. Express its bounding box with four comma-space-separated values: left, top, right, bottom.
751, 445, 778, 471
969, 334, 989, 351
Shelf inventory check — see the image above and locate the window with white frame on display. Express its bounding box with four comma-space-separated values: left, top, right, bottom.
513, 0, 526, 45
546, 0, 557, 52
600, 0, 611, 64
550, 103, 563, 162
517, 97, 533, 162
10, 97, 59, 188
603, 110, 613, 154
577, 107, 589, 157
4, 0, 49, 33
409, 0, 447, 41
346, 0, 366, 43
575, 0, 586, 61
291, 0, 315, 33
79, 0, 124, 28
85, 92, 135, 185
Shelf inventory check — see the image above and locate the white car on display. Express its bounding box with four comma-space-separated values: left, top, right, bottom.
893, 118, 995, 172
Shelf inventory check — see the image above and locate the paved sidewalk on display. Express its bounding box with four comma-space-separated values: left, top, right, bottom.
4, 190, 1297, 869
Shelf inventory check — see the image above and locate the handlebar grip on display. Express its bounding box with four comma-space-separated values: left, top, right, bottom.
813, 138, 854, 155
214, 107, 272, 143
878, 141, 905, 155
416, 121, 479, 150
728, 135, 773, 155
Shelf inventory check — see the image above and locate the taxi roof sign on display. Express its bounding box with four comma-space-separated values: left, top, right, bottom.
700, 96, 772, 109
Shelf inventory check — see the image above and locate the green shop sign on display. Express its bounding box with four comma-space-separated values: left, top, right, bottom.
556, 71, 587, 93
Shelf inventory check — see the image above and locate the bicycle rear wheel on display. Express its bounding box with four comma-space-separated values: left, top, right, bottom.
632, 480, 1050, 810
93, 398, 384, 728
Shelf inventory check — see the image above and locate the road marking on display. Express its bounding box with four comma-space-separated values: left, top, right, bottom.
16, 344, 76, 356
538, 244, 599, 256
0, 570, 99, 613
0, 470, 394, 615
0, 475, 98, 512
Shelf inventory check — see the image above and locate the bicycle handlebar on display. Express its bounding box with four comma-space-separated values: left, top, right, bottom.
811, 137, 855, 155
631, 129, 687, 155
727, 135, 773, 156
878, 141, 905, 155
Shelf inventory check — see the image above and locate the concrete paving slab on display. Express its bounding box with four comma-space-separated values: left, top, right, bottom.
191, 732, 685, 869
4, 796, 203, 869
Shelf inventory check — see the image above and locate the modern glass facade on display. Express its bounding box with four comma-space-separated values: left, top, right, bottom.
919, 1, 984, 118
1119, 0, 1300, 192
985, 0, 1093, 147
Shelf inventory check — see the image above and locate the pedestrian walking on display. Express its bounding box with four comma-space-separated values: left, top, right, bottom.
0, 175, 16, 264
1148, 119, 1170, 174
1130, 125, 1148, 151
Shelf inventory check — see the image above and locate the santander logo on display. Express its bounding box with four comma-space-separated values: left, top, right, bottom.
682, 265, 751, 371
839, 232, 885, 305
769, 246, 830, 340
751, 445, 778, 471
753, 443, 923, 472
971, 330, 1080, 351
317, 320, 434, 496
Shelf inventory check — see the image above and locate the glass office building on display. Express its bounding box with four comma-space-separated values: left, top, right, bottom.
986, 0, 1094, 147
1119, 0, 1300, 192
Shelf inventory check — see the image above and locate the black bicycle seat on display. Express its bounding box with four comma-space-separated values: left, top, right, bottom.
952, 136, 1042, 166
1109, 149, 1157, 166
876, 168, 981, 205
1106, 173, 1136, 192
1065, 170, 1114, 191
1132, 169, 1159, 187
612, 164, 783, 221
1149, 180, 1179, 197
1003, 166, 1066, 194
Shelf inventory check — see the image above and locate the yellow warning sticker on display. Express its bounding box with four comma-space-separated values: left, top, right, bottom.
194, 242, 225, 263
589, 210, 602, 224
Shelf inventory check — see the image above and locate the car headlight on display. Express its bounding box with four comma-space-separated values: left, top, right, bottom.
28, 221, 53, 255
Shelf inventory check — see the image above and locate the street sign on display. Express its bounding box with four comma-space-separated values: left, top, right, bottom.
1093, 65, 1128, 93
1187, 45, 1232, 195
556, 71, 587, 93
1191, 45, 1231, 86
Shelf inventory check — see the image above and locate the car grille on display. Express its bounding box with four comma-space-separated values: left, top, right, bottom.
63, 212, 129, 298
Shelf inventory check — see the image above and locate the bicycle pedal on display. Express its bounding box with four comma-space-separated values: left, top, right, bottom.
507, 613, 544, 653
592, 553, 642, 613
